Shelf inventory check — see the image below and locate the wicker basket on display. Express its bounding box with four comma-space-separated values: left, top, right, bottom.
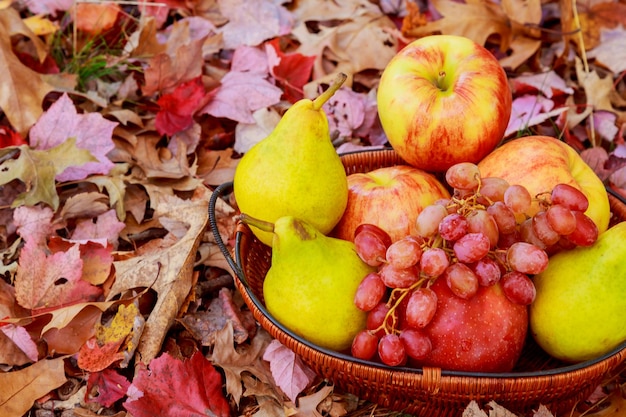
209, 148, 626, 416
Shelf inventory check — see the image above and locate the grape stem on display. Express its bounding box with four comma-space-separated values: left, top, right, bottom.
372, 277, 430, 335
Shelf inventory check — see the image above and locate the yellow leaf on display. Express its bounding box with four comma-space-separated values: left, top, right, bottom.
96, 303, 139, 345
0, 138, 98, 210
23, 14, 59, 36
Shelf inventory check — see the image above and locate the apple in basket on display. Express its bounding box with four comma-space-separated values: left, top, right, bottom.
477, 135, 611, 235
331, 165, 450, 243
376, 34, 512, 173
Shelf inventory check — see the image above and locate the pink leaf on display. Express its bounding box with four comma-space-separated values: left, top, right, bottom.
13, 205, 55, 246
23, 0, 73, 14
14, 240, 102, 312
231, 45, 269, 74
123, 351, 230, 417
217, 0, 293, 49
200, 71, 282, 124
511, 70, 574, 98
29, 93, 118, 181
71, 209, 126, 246
0, 324, 39, 362
262, 339, 316, 403
505, 95, 567, 137
86, 368, 131, 407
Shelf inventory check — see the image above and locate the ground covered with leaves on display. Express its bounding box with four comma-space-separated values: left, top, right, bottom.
1, 0, 626, 416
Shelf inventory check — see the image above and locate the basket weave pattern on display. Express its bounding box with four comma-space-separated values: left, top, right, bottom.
224, 149, 626, 416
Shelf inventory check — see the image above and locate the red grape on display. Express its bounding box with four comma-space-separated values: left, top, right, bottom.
566, 211, 599, 247
501, 271, 536, 305
546, 204, 577, 235
487, 201, 517, 234
439, 213, 469, 241
504, 184, 532, 214
415, 204, 449, 237
386, 236, 423, 269
444, 263, 479, 299
420, 247, 450, 277
378, 333, 407, 366
467, 209, 499, 248
405, 287, 438, 328
354, 230, 388, 266
471, 257, 502, 286
551, 183, 589, 212
354, 223, 392, 247
351, 330, 379, 360
354, 272, 386, 312
478, 176, 510, 204
379, 264, 420, 288
367, 303, 392, 337
453, 232, 490, 263
506, 241, 549, 275
399, 329, 432, 360
532, 211, 561, 246
446, 162, 481, 190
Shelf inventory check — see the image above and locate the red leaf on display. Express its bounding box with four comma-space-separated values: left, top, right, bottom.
77, 337, 125, 373
266, 38, 315, 103
86, 368, 131, 407
155, 76, 207, 136
123, 351, 230, 417
0, 126, 27, 148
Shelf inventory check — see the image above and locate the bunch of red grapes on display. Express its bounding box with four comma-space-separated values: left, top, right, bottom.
350, 162, 599, 367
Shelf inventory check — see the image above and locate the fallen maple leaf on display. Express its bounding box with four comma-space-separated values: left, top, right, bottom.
506, 94, 568, 137
216, 0, 293, 50
263, 339, 317, 403
210, 322, 274, 406
0, 139, 97, 209
13, 205, 56, 246
71, 209, 126, 247
0, 357, 67, 416
155, 76, 208, 136
23, 0, 72, 15
295, 385, 333, 417
14, 240, 102, 313
587, 27, 626, 74
200, 70, 283, 124
511, 71, 575, 98
29, 93, 117, 182
85, 368, 131, 408
266, 38, 316, 103
123, 351, 231, 417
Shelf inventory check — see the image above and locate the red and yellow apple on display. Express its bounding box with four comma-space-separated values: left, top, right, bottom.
377, 35, 512, 172
477, 136, 611, 234
331, 165, 450, 243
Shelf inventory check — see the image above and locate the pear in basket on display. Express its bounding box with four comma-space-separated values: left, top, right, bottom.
233, 73, 350, 247
239, 213, 374, 351
530, 221, 626, 362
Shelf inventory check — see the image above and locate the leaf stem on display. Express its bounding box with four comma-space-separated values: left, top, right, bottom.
312, 73, 348, 110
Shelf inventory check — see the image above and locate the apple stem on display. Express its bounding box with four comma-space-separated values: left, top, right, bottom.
437, 71, 447, 90
312, 72, 348, 110
238, 213, 275, 233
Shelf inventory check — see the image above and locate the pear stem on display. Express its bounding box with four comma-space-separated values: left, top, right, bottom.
312, 72, 348, 110
238, 213, 275, 233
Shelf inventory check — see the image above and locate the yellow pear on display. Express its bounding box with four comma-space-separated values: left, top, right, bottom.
233, 74, 349, 246
239, 214, 374, 352
530, 221, 626, 362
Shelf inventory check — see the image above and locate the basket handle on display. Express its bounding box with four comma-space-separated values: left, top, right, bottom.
208, 181, 244, 279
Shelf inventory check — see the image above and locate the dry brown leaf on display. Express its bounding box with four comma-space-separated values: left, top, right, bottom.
106, 185, 209, 365
295, 385, 333, 417
577, 1, 626, 50
210, 322, 274, 406
0, 357, 67, 416
575, 57, 619, 115
0, 8, 55, 137
291, 6, 398, 97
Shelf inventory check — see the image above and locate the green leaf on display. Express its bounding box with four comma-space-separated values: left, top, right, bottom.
0, 138, 97, 210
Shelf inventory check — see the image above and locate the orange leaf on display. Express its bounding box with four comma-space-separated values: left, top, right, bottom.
73, 3, 120, 35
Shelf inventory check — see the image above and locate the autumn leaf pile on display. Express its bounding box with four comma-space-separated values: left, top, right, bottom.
0, 0, 625, 416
